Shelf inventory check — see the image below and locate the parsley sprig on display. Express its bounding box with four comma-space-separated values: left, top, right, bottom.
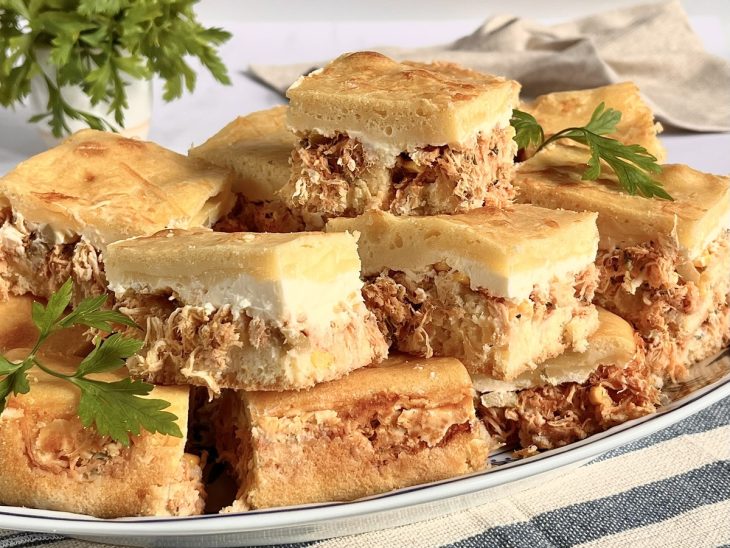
0, 0, 231, 137
510, 103, 672, 200
0, 279, 182, 446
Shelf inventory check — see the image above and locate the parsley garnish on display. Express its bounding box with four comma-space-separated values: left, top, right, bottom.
510, 103, 672, 200
510, 109, 545, 152
0, 279, 182, 446
0, 1, 231, 137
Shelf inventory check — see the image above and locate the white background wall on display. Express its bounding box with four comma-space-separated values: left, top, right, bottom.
1, 0, 728, 173
197, 0, 729, 25
196, 0, 728, 53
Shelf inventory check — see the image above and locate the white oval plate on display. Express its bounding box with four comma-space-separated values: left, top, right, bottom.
2, 351, 729, 548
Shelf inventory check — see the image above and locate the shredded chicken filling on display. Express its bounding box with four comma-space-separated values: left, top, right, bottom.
17, 413, 127, 481
228, 392, 477, 504
163, 453, 206, 516
595, 231, 730, 380
362, 263, 598, 378
0, 210, 106, 303
213, 194, 305, 233
388, 127, 516, 215
7, 407, 205, 515
116, 290, 385, 392
251, 397, 474, 451
284, 127, 516, 227
479, 347, 660, 451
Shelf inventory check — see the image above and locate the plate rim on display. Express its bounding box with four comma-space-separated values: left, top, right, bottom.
2, 365, 729, 538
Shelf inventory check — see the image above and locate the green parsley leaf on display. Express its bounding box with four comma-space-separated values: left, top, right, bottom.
0, 355, 21, 376
511, 103, 672, 200
0, 0, 232, 137
72, 377, 182, 446
0, 282, 181, 445
59, 293, 139, 331
34, 11, 97, 40
31, 277, 73, 336
75, 334, 144, 377
510, 109, 544, 151
0, 377, 12, 415
583, 102, 622, 136
0, 355, 31, 413
0, 362, 32, 414
4, 0, 30, 19
77, 0, 125, 17
8, 364, 31, 395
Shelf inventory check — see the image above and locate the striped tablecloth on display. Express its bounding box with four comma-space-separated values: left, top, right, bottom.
2, 395, 728, 548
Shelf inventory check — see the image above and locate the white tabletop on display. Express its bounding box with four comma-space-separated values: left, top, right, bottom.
1, 12, 729, 177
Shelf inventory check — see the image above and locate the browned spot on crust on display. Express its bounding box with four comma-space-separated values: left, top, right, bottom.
117, 137, 147, 150
74, 141, 107, 156
84, 171, 96, 183
31, 191, 75, 202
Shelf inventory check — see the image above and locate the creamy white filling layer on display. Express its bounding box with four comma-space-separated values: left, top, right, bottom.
298, 109, 515, 169
472, 358, 598, 394
0, 221, 25, 255
374, 250, 596, 301
689, 212, 730, 262
0, 212, 78, 247
471, 331, 635, 394
108, 270, 366, 327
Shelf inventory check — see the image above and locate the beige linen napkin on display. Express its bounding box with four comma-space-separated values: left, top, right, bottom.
249, 1, 730, 132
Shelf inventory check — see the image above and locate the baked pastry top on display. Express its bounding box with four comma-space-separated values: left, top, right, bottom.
522, 82, 666, 162
327, 206, 598, 300
189, 106, 295, 201
245, 354, 475, 414
287, 52, 520, 151
106, 228, 360, 284
516, 159, 730, 258
0, 129, 234, 249
472, 308, 637, 393
227, 354, 489, 509
106, 228, 365, 325
0, 349, 202, 518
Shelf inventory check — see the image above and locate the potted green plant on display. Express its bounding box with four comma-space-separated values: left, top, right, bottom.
0, 0, 231, 143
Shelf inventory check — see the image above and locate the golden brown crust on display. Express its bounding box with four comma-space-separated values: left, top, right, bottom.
522, 82, 666, 162
0, 352, 204, 518
287, 52, 520, 150
223, 356, 490, 509
105, 228, 361, 284
516, 162, 730, 259
0, 130, 234, 250
246, 355, 474, 413
362, 266, 599, 380
189, 106, 296, 201
327, 206, 599, 299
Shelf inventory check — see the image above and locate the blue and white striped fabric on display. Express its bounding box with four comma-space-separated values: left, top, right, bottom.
2, 396, 728, 548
